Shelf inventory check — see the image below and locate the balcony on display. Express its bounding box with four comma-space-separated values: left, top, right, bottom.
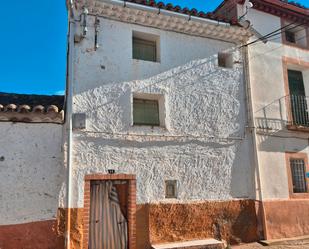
254, 95, 309, 133
286, 95, 309, 132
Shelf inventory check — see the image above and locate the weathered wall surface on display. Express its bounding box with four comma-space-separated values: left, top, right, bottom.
71, 17, 255, 207
263, 199, 309, 239
0, 122, 65, 225
147, 200, 258, 245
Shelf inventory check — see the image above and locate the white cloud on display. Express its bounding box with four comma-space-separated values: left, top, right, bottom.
54, 90, 65, 95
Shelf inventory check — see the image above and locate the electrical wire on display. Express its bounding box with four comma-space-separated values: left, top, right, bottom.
241, 22, 305, 48
73, 11, 308, 141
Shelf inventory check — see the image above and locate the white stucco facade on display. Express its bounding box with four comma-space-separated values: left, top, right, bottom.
0, 122, 65, 225
70, 2, 254, 208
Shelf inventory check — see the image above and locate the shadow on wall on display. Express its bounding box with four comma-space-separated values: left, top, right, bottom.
254, 96, 308, 152
230, 136, 256, 199
74, 52, 243, 137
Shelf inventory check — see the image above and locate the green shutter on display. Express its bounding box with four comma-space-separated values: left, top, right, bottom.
288, 70, 305, 96
288, 70, 309, 125
133, 99, 160, 126
133, 38, 156, 62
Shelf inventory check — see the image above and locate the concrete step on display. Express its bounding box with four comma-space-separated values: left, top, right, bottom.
152, 239, 225, 249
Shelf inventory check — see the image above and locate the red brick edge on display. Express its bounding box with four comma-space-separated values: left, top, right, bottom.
82, 174, 137, 249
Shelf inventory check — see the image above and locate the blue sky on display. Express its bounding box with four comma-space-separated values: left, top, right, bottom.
0, 0, 307, 95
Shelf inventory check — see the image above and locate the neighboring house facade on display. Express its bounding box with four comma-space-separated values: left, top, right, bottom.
215, 0, 309, 241
65, 0, 257, 248
0, 93, 66, 249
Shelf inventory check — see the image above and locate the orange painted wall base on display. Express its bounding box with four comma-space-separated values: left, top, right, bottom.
263, 199, 309, 240
0, 219, 64, 249
3, 199, 308, 249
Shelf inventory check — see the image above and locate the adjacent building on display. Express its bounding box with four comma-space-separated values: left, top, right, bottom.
215, 0, 309, 241
0, 93, 65, 249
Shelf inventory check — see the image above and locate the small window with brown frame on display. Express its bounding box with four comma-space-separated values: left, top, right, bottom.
286, 152, 309, 198
282, 22, 308, 49
290, 158, 307, 193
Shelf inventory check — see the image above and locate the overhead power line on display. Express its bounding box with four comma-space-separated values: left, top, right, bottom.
241, 22, 305, 48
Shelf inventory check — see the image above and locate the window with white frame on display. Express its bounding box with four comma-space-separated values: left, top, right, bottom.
132, 31, 160, 62
132, 93, 165, 127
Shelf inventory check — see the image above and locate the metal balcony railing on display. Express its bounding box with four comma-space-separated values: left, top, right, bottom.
288, 95, 309, 127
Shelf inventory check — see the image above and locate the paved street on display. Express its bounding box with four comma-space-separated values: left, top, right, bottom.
233, 239, 309, 249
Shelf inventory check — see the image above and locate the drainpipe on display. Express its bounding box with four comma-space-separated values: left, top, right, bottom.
242, 45, 268, 240
65, 1, 75, 248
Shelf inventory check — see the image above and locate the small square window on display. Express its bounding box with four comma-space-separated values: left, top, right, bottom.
133, 98, 160, 126
132, 31, 160, 62
165, 180, 178, 198
290, 159, 307, 193
133, 38, 156, 62
285, 31, 296, 43
283, 23, 308, 48
218, 53, 233, 68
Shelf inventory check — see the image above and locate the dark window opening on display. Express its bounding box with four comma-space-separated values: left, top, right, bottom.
288, 70, 309, 126
218, 53, 233, 68
165, 180, 177, 198
285, 31, 296, 43
290, 159, 307, 193
133, 98, 160, 126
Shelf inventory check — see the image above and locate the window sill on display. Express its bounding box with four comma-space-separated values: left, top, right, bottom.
283, 41, 308, 51
132, 58, 161, 64
289, 192, 309, 199
129, 125, 168, 133
287, 124, 309, 132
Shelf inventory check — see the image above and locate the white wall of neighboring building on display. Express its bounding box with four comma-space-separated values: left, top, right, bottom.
71, 16, 255, 207
0, 122, 65, 225
245, 8, 309, 200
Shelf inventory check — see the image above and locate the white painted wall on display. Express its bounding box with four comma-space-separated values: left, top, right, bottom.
71, 16, 255, 207
0, 122, 65, 225
245, 8, 309, 199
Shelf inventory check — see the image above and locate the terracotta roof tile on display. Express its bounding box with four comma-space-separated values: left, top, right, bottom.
0, 92, 64, 124
124, 0, 239, 25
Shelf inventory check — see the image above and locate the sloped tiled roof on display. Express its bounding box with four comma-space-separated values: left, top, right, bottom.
122, 0, 240, 25
0, 92, 65, 124
214, 0, 308, 24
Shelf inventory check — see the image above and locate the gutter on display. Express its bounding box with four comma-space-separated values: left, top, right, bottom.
65, 1, 75, 248
242, 45, 268, 240
98, 0, 231, 27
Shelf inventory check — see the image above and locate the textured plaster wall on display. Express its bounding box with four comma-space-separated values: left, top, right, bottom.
0, 123, 65, 225
71, 17, 254, 207
246, 8, 309, 199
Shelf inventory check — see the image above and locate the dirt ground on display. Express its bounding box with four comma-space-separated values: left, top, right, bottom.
232, 239, 309, 249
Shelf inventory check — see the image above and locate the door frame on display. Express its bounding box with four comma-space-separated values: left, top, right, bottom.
83, 174, 136, 249
282, 56, 309, 127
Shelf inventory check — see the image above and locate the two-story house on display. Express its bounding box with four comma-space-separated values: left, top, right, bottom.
64, 0, 255, 248
215, 0, 309, 241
